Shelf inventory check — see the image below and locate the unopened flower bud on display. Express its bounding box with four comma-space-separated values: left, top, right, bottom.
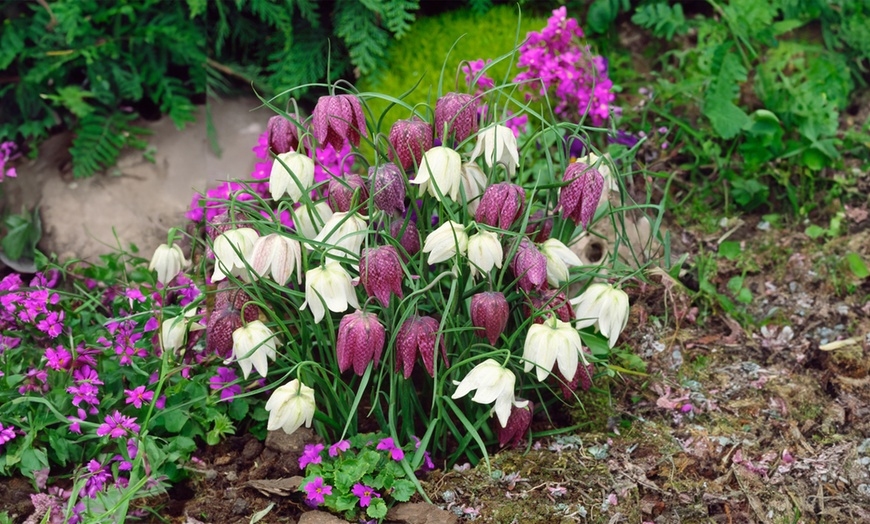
390, 221, 421, 257
509, 238, 547, 293
312, 94, 367, 151
470, 292, 509, 346
336, 310, 386, 376
435, 92, 479, 143
266, 114, 300, 154
559, 163, 604, 228
328, 173, 368, 213
475, 183, 525, 229
369, 163, 406, 215
389, 117, 433, 170
359, 246, 404, 307
396, 315, 448, 378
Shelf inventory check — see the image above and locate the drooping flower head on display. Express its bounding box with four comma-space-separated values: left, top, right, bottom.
411, 146, 463, 202
570, 282, 630, 348
522, 316, 583, 382
470, 124, 520, 175
358, 246, 404, 307
509, 238, 548, 293
435, 92, 479, 143
269, 152, 316, 202
525, 210, 554, 242
336, 310, 386, 376
312, 94, 368, 151
313, 212, 368, 256
396, 315, 448, 379
249, 233, 303, 285
302, 262, 360, 323
451, 359, 521, 427
526, 288, 573, 325
475, 183, 526, 229
466, 230, 503, 279
470, 292, 509, 346
369, 163, 406, 215
552, 358, 595, 400
540, 238, 583, 287
328, 173, 368, 213
389, 117, 433, 170
422, 220, 468, 265
149, 243, 188, 285
266, 114, 301, 154
265, 379, 316, 435
389, 220, 421, 258
212, 228, 259, 282
232, 320, 277, 379
459, 162, 488, 215
559, 162, 604, 229
497, 400, 534, 448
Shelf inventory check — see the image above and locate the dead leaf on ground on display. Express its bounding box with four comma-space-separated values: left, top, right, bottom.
245, 476, 304, 497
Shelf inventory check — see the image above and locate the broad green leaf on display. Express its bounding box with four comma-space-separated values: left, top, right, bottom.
845, 253, 869, 279
718, 241, 741, 261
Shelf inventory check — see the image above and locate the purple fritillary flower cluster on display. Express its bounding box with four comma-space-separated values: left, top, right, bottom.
96, 411, 140, 438
513, 7, 615, 125
299, 443, 325, 469
209, 366, 241, 401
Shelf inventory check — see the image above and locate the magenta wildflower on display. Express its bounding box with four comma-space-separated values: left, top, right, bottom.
144, 316, 159, 331
44, 346, 72, 371
352, 483, 381, 507
376, 437, 405, 461
328, 439, 351, 457
82, 460, 111, 498
304, 477, 332, 505
411, 435, 435, 471
68, 408, 88, 434
0, 141, 20, 181
462, 59, 495, 92
0, 423, 16, 450
36, 311, 64, 338
96, 411, 140, 438
19, 367, 49, 395
99, 319, 145, 365
124, 386, 155, 409
299, 443, 325, 470
209, 367, 242, 401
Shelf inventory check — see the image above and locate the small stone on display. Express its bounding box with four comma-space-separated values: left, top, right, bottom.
242, 439, 264, 461
299, 511, 346, 524
231, 498, 248, 515
385, 502, 459, 524
265, 427, 314, 454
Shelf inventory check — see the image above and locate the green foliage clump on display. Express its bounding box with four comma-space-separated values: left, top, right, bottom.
588, 0, 870, 214
356, 5, 548, 135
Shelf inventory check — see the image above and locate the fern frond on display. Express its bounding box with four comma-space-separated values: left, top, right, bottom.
70, 113, 146, 179
334, 0, 389, 76
379, 0, 419, 39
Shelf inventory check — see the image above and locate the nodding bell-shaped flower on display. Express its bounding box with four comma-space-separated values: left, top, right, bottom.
396, 315, 448, 378
422, 220, 468, 265
232, 320, 277, 379
336, 310, 386, 376
509, 238, 548, 293
313, 212, 368, 256
389, 221, 421, 258
411, 146, 463, 202
475, 183, 526, 229
369, 163, 406, 215
161, 307, 203, 353
459, 162, 487, 215
212, 228, 259, 282
435, 92, 479, 143
250, 233, 303, 285
389, 117, 433, 170
497, 400, 533, 448
466, 230, 503, 278
328, 173, 368, 213
559, 162, 604, 229
359, 246, 404, 307
540, 238, 583, 287
266, 379, 316, 435
149, 243, 188, 285
576, 152, 619, 210
470, 292, 509, 346
302, 261, 360, 323
266, 114, 301, 154
522, 316, 583, 382
470, 124, 520, 176
526, 289, 573, 325
570, 283, 629, 348
451, 359, 518, 427
270, 152, 316, 202
311, 94, 367, 150
208, 283, 260, 359
293, 201, 334, 240
525, 210, 554, 243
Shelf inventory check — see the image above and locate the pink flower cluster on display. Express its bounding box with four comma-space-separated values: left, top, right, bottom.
0, 272, 64, 340
514, 7, 614, 125
0, 141, 19, 182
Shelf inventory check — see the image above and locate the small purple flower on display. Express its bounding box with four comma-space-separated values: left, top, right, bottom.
328, 439, 351, 457
267, 115, 301, 154
299, 443, 325, 470
209, 367, 242, 402
388, 118, 433, 170
44, 346, 72, 371
369, 163, 406, 215
68, 408, 87, 434
0, 423, 16, 449
509, 238, 548, 293
82, 460, 111, 498
96, 411, 140, 438
143, 316, 159, 331
376, 437, 405, 461
352, 483, 381, 507
124, 386, 155, 409
304, 477, 332, 505
395, 315, 449, 379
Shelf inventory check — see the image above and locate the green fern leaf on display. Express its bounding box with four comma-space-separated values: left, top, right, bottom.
69, 113, 126, 178
379, 0, 419, 39
702, 44, 750, 139
632, 2, 688, 40
334, 0, 389, 76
